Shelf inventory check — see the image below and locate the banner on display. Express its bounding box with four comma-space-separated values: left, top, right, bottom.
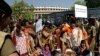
36, 19, 43, 32
75, 4, 87, 18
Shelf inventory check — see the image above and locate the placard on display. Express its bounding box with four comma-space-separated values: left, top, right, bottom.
75, 4, 87, 18
36, 19, 43, 32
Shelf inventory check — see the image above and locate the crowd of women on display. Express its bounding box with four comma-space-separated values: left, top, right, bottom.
9, 17, 100, 56
0, 0, 99, 56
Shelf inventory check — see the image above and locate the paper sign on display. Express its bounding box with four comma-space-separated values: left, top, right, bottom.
36, 19, 43, 32
75, 4, 87, 18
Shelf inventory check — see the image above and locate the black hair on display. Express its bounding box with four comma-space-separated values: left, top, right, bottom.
80, 40, 86, 45
20, 19, 29, 26
34, 45, 41, 50
44, 44, 50, 47
0, 0, 12, 30
88, 18, 95, 26
44, 44, 51, 51
39, 54, 44, 56
0, 0, 12, 20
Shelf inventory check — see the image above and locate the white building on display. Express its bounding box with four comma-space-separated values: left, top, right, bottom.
34, 7, 70, 19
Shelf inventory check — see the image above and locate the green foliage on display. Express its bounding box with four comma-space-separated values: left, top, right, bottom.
42, 14, 48, 19
85, 0, 100, 8
11, 0, 34, 21
22, 13, 34, 21
70, 0, 86, 10
75, 0, 86, 6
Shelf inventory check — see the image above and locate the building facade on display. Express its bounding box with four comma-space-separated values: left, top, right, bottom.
34, 7, 69, 19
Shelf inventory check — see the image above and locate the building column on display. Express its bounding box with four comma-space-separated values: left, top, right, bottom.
41, 14, 42, 18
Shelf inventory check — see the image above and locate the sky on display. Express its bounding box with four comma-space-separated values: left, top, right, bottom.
5, 0, 84, 8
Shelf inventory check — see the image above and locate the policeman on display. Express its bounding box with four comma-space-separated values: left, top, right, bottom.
0, 0, 19, 56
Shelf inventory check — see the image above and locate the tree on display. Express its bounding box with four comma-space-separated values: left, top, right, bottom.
85, 0, 100, 8
75, 0, 86, 6
70, 0, 86, 10
11, 0, 34, 21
